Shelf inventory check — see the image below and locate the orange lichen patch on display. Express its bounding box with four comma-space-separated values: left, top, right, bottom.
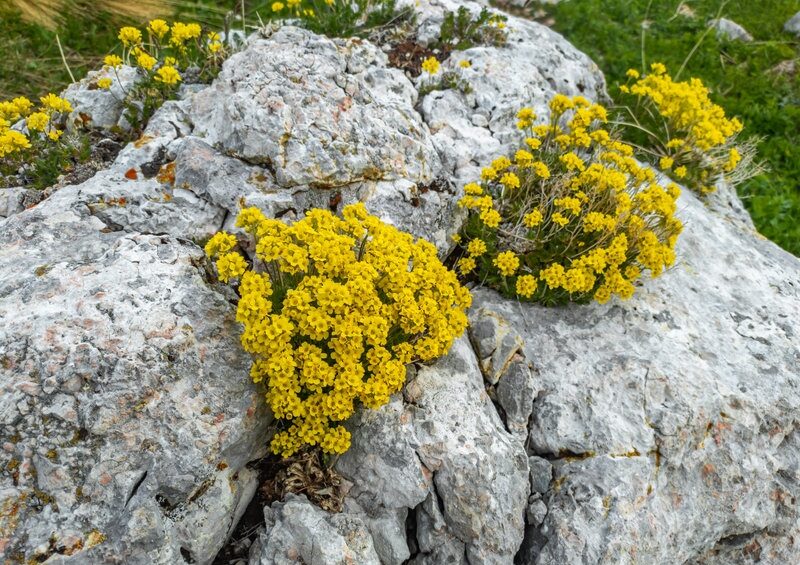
124, 168, 138, 180
0, 492, 26, 550
711, 421, 732, 446
156, 162, 176, 185
133, 134, 154, 149
85, 529, 107, 549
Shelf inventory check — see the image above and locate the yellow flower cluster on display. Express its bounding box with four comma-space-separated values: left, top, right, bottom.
0, 94, 71, 159
206, 204, 471, 457
458, 96, 683, 305
107, 21, 226, 128
621, 63, 746, 194
422, 56, 441, 75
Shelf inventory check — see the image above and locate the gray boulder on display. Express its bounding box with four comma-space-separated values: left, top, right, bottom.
248, 494, 382, 565
785, 12, 800, 36
0, 196, 269, 563
708, 18, 754, 42
63, 65, 140, 131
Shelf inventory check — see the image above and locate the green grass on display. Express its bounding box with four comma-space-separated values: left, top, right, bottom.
0, 2, 233, 100
531, 0, 800, 255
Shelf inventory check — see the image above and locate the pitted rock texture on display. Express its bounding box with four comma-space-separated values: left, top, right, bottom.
190, 26, 442, 189
63, 65, 140, 131
472, 186, 800, 564
0, 199, 269, 563
248, 494, 382, 565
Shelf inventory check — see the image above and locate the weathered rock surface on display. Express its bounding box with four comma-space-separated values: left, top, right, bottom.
0, 198, 269, 563
63, 65, 140, 131
708, 18, 754, 42
471, 184, 800, 563
784, 12, 800, 36
191, 27, 441, 189
335, 337, 529, 565
248, 494, 382, 565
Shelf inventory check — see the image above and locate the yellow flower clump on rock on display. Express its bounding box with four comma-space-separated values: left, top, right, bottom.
620, 63, 755, 194
457, 94, 683, 306
206, 204, 471, 457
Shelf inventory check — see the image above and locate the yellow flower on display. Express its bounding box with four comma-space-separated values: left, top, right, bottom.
523, 209, 543, 228
148, 19, 170, 39
516, 107, 536, 129
626, 68, 640, 79
136, 51, 157, 71
724, 148, 741, 172
39, 93, 72, 114
674, 166, 687, 178
48, 129, 63, 142
549, 94, 574, 115
458, 60, 471, 68
204, 232, 237, 257
216, 252, 248, 282
272, 1, 285, 10
467, 239, 487, 257
480, 208, 501, 228
660, 156, 674, 170
118, 26, 142, 46
97, 78, 113, 90
499, 172, 520, 190
458, 256, 476, 274
532, 161, 550, 179
525, 137, 542, 151
170, 22, 202, 48
155, 66, 182, 85
26, 112, 49, 132
421, 56, 440, 75
516, 275, 537, 298
650, 62, 667, 75
551, 212, 569, 227
104, 54, 123, 68
493, 252, 519, 277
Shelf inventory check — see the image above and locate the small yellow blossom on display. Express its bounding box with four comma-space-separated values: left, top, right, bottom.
104, 54, 123, 68
148, 19, 170, 39
493, 251, 519, 277
118, 27, 142, 46
421, 56, 440, 75
97, 78, 113, 89
154, 66, 182, 85
26, 112, 49, 132
467, 239, 487, 257
458, 60, 471, 68
516, 275, 537, 298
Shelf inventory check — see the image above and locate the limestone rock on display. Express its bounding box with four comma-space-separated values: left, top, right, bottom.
470, 184, 800, 563
0, 198, 269, 563
190, 27, 442, 189
248, 494, 381, 565
63, 66, 140, 131
784, 12, 800, 36
708, 18, 754, 42
336, 337, 529, 565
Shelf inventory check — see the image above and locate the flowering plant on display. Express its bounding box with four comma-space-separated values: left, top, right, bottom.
268, 0, 410, 39
0, 93, 81, 189
205, 204, 471, 457
456, 94, 683, 305
103, 21, 227, 131
619, 63, 759, 194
